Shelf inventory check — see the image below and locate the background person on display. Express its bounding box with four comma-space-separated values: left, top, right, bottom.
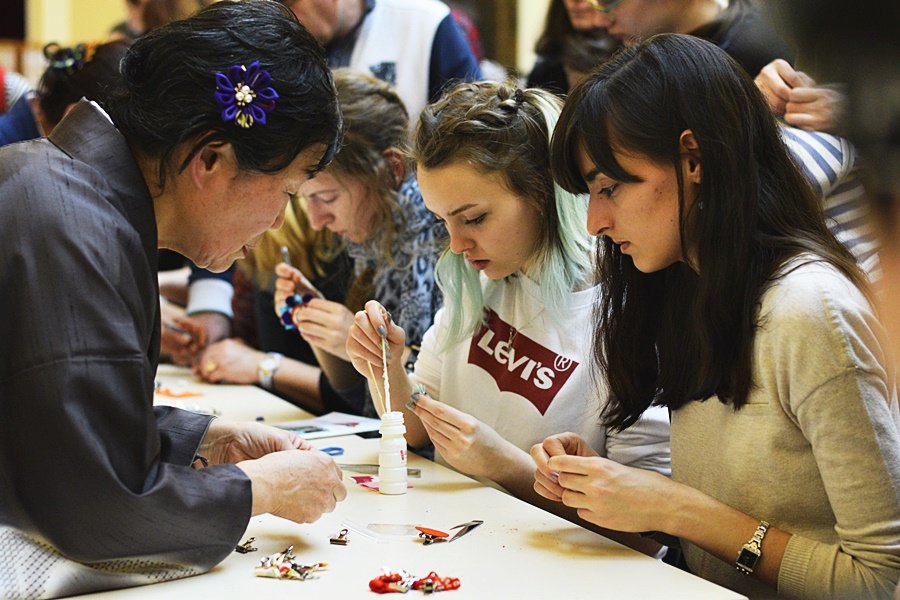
589, 0, 792, 77
528, 0, 619, 96
278, 0, 482, 120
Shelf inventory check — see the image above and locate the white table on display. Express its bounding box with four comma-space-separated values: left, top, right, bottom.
153, 364, 314, 423
79, 434, 746, 599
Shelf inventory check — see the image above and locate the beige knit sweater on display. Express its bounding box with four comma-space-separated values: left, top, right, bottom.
672, 258, 900, 599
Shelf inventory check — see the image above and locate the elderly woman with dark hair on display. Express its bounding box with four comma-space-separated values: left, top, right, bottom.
0, 2, 346, 597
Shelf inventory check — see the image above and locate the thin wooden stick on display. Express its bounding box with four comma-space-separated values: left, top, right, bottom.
381, 336, 391, 413
367, 361, 386, 415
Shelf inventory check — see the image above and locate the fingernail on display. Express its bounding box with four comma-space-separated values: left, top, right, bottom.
377, 325, 387, 337
550, 471, 559, 482
404, 401, 416, 411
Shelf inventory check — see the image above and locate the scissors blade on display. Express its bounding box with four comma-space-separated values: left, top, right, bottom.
448, 520, 483, 542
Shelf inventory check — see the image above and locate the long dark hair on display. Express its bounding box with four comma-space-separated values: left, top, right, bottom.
535, 0, 580, 58
106, 0, 341, 188
534, 0, 618, 71
550, 34, 866, 429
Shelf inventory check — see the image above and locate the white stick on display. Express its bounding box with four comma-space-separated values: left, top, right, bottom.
381, 336, 391, 413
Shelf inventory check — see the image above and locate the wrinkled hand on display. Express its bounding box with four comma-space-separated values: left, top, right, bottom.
547, 453, 674, 533
238, 449, 347, 524
531, 432, 599, 502
201, 419, 311, 464
160, 302, 208, 366
411, 394, 513, 480
291, 299, 356, 360
194, 338, 262, 384
346, 300, 406, 380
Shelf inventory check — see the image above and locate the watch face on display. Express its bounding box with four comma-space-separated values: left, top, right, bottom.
737, 547, 759, 568
260, 357, 276, 371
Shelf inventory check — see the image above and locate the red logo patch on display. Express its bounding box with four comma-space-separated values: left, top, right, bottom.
467, 309, 578, 415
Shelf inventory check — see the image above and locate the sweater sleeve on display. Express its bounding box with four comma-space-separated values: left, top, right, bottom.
779, 368, 900, 598
427, 14, 482, 103
774, 271, 900, 599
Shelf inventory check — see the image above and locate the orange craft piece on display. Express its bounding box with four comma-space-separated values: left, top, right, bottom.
155, 387, 204, 398
414, 526, 449, 539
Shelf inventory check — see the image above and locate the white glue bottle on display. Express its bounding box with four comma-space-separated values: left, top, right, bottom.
378, 411, 407, 495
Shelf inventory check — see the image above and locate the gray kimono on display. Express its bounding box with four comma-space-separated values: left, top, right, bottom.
0, 102, 251, 598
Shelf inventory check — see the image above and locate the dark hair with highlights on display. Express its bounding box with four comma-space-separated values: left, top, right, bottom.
550, 34, 866, 430
106, 0, 341, 188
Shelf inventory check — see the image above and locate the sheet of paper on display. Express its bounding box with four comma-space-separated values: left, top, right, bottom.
274, 411, 381, 439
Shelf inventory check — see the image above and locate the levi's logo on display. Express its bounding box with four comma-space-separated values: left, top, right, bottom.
467, 308, 578, 415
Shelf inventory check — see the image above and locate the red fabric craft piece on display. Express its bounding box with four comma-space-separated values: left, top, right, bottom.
369, 572, 406, 594
412, 571, 461, 592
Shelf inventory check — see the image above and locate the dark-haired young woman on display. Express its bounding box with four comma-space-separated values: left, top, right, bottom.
0, 2, 347, 596
533, 34, 900, 599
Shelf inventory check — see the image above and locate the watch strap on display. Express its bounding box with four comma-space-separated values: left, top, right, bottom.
735, 520, 769, 575
258, 352, 283, 390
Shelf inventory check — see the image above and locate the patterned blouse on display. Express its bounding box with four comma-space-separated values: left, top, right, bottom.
346, 175, 445, 350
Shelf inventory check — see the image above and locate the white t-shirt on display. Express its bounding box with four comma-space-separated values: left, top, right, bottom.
413, 272, 671, 475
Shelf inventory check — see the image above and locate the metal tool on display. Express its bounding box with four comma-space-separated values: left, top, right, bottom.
338, 463, 421, 478
234, 537, 257, 554
415, 520, 483, 545
330, 528, 349, 546
415, 526, 449, 545
448, 520, 483, 542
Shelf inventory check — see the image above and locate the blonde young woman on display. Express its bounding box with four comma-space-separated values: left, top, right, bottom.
346, 81, 670, 555
206, 69, 444, 416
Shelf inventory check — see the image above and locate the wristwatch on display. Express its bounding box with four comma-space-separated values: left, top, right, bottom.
257, 352, 283, 390
735, 520, 770, 575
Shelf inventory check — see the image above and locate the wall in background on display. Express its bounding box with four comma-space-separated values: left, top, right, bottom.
517, 0, 550, 74
26, 0, 123, 46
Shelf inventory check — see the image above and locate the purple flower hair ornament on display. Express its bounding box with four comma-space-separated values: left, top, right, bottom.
214, 60, 278, 129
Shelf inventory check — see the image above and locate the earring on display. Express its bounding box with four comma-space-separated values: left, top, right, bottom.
698, 201, 705, 211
